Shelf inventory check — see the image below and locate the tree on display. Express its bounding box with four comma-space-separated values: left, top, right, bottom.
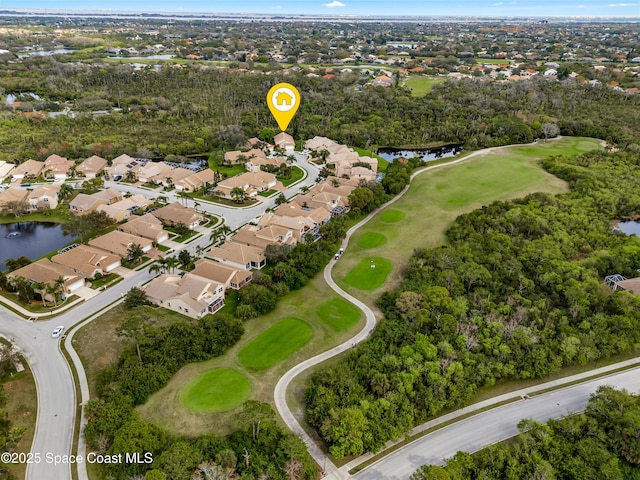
125, 243, 145, 265
411, 465, 451, 480
283, 459, 303, 480
210, 225, 231, 245
541, 122, 560, 141
124, 170, 137, 183
58, 183, 74, 201
62, 210, 114, 242
235, 401, 275, 442
230, 187, 247, 204
178, 250, 192, 269
348, 187, 375, 214
5, 256, 32, 272
9, 276, 34, 304
124, 287, 148, 309
275, 193, 287, 205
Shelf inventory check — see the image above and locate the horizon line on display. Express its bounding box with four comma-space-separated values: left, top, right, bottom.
1, 8, 639, 20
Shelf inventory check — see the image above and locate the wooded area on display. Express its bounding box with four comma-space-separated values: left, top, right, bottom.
412, 387, 640, 479
2, 58, 640, 161
306, 148, 640, 458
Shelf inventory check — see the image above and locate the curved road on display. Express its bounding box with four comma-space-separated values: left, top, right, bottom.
354, 367, 640, 479
272, 137, 635, 479
0, 153, 318, 480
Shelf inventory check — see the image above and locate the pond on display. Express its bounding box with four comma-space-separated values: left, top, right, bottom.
616, 220, 640, 236
17, 49, 74, 59
0, 223, 74, 271
377, 143, 463, 162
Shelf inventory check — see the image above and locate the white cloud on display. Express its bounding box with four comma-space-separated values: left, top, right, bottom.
493, 2, 504, 5
608, 2, 637, 5
323, 1, 346, 7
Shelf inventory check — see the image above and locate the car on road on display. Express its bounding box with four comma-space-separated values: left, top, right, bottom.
51, 326, 64, 338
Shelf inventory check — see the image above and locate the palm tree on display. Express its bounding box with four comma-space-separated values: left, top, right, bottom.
32, 281, 47, 307
124, 170, 137, 183
51, 276, 66, 306
230, 187, 247, 204
58, 183, 74, 202
209, 225, 231, 245
165, 256, 180, 273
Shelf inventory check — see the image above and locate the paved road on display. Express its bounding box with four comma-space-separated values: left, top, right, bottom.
105, 152, 319, 232
354, 367, 640, 479
0, 154, 318, 480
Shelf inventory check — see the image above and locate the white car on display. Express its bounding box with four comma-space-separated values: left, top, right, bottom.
51, 326, 65, 338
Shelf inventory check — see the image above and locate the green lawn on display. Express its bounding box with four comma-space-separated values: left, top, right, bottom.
475, 58, 512, 65
180, 368, 252, 413
379, 209, 405, 223
258, 189, 278, 197
316, 298, 362, 331
278, 165, 305, 186
358, 232, 387, 249
404, 77, 446, 97
333, 136, 602, 302
238, 317, 313, 369
344, 257, 393, 290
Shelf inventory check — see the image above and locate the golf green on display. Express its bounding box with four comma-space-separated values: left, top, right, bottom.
380, 209, 405, 222
344, 257, 393, 290
180, 368, 251, 413
316, 298, 362, 331
358, 232, 387, 249
238, 317, 313, 369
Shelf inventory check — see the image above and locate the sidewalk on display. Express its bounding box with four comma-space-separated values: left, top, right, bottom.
0, 294, 85, 319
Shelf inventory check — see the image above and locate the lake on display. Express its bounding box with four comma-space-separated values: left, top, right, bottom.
616, 220, 640, 237
0, 223, 74, 271
377, 144, 463, 162
17, 49, 74, 59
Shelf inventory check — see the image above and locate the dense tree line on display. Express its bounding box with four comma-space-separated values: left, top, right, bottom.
305, 148, 640, 458
2, 60, 640, 161
412, 387, 640, 480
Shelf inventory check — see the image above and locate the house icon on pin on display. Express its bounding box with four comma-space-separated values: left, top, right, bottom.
276, 91, 293, 106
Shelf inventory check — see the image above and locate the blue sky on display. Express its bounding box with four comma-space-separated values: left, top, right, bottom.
5, 0, 640, 17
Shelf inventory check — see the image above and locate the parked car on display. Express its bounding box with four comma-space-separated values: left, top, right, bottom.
51, 326, 64, 338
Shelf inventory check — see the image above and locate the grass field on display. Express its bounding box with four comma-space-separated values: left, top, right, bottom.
136, 273, 365, 437
333, 136, 602, 303
358, 232, 387, 248
279, 166, 305, 186
238, 317, 314, 369
379, 209, 405, 223
3, 364, 37, 480
404, 76, 446, 97
316, 298, 362, 331
180, 368, 252, 413
344, 257, 393, 290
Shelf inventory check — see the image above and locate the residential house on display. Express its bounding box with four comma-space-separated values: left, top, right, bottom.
10, 159, 44, 181
118, 213, 169, 243
69, 188, 122, 215
230, 224, 296, 252
224, 148, 266, 165
43, 154, 74, 180
153, 202, 203, 230
175, 168, 215, 192
88, 230, 153, 258
75, 155, 107, 179
132, 161, 172, 184
305, 136, 336, 152
104, 154, 136, 180
214, 171, 277, 198
208, 242, 266, 270
372, 75, 394, 87
258, 211, 318, 243
274, 132, 295, 151
143, 273, 225, 318
27, 184, 60, 211
7, 258, 85, 295
191, 258, 253, 290
0, 188, 29, 214
0, 161, 15, 182
51, 245, 121, 278
162, 167, 194, 189
245, 156, 284, 173
96, 194, 151, 222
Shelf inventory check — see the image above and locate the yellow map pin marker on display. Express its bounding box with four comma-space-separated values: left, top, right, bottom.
267, 82, 300, 131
